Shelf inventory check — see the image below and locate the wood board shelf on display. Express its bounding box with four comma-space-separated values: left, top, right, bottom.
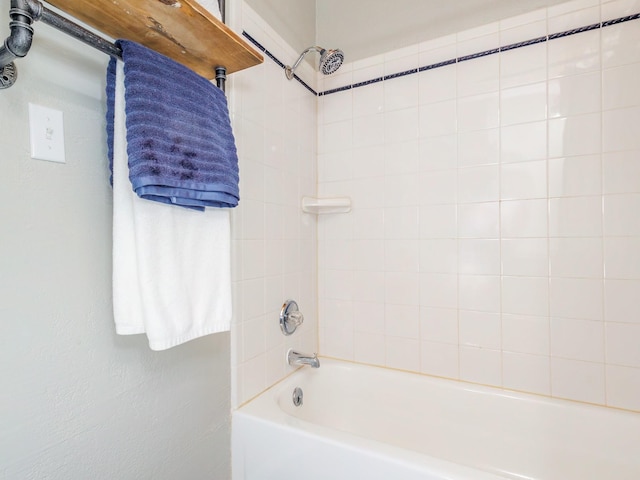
44, 0, 263, 79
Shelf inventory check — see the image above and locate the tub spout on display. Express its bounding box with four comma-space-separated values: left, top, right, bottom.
287, 349, 320, 368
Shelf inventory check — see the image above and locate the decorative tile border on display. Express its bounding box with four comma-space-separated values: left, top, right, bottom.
243, 12, 640, 98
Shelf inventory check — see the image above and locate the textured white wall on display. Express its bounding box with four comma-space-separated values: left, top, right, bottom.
0, 2, 231, 478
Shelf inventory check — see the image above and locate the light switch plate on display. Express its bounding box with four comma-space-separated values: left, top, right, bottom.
28, 103, 66, 163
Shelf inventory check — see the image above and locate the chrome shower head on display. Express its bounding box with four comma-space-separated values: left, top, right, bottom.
285, 46, 344, 80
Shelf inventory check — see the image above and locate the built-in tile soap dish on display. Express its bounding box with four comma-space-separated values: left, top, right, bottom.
301, 196, 351, 214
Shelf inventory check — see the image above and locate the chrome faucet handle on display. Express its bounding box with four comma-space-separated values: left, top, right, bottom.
280, 300, 304, 335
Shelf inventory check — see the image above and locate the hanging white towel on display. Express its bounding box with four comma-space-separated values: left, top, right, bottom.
112, 61, 231, 350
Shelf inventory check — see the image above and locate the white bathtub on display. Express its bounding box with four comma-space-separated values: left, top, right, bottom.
232, 358, 640, 480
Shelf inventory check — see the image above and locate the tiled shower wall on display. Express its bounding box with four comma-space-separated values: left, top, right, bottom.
317, 0, 640, 411
228, 4, 318, 407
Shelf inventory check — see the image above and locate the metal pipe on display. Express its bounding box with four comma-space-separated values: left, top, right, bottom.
39, 5, 122, 59
0, 0, 40, 67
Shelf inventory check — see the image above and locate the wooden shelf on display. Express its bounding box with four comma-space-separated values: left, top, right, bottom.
44, 0, 263, 79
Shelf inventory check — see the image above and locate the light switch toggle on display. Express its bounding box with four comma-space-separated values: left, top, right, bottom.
28, 103, 66, 163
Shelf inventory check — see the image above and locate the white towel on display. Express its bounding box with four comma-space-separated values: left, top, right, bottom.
112, 61, 231, 350
197, 0, 222, 21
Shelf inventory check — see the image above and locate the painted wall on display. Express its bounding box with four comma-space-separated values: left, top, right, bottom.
227, 4, 318, 407
317, 0, 640, 411
0, 2, 232, 478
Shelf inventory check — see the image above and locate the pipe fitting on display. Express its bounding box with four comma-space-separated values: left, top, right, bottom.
0, 0, 42, 89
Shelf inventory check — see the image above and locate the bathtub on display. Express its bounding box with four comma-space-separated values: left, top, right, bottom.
232, 358, 640, 480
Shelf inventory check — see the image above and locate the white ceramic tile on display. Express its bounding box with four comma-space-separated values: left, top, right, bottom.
419, 204, 458, 239
385, 140, 419, 175
459, 310, 501, 349
385, 107, 420, 143
421, 341, 459, 379
501, 238, 549, 277
550, 357, 605, 404
500, 19, 546, 46
548, 71, 602, 118
318, 151, 353, 183
500, 121, 548, 163
502, 276, 550, 317
419, 135, 458, 172
603, 150, 640, 194
354, 331, 386, 366
603, 106, 640, 152
419, 273, 458, 309
458, 202, 500, 238
353, 239, 385, 271
385, 74, 420, 112
420, 307, 458, 344
385, 47, 420, 72
460, 346, 502, 387
604, 279, 640, 324
419, 100, 457, 138
606, 364, 640, 411
502, 314, 550, 355
500, 43, 547, 89
323, 269, 354, 300
458, 129, 500, 167
457, 55, 500, 97
602, 21, 640, 69
547, 0, 599, 17
353, 208, 385, 239
353, 271, 385, 303
604, 194, 640, 236
548, 155, 602, 198
606, 322, 640, 367
501, 199, 548, 238
549, 237, 604, 278
548, 5, 600, 33
384, 206, 419, 238
500, 82, 547, 126
353, 82, 384, 117
420, 239, 458, 274
457, 92, 500, 132
353, 145, 385, 179
548, 113, 602, 158
549, 196, 603, 237
353, 301, 386, 334
242, 239, 265, 279
602, 0, 640, 19
321, 90, 353, 124
385, 271, 420, 305
419, 65, 457, 104
384, 174, 420, 207
385, 304, 420, 340
419, 41, 457, 67
459, 275, 501, 313
502, 352, 551, 395
549, 277, 604, 321
501, 160, 547, 200
548, 30, 601, 79
242, 316, 266, 362
603, 62, 640, 110
551, 317, 604, 362
351, 177, 386, 209
242, 354, 267, 403
386, 336, 420, 372
322, 324, 355, 360
419, 170, 458, 205
604, 237, 640, 279
385, 239, 420, 272
458, 165, 500, 203
458, 239, 501, 275
353, 114, 383, 148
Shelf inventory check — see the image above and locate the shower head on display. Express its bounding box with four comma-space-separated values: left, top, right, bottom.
285, 46, 344, 80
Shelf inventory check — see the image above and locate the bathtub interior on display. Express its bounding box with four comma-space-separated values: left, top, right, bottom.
235, 358, 640, 480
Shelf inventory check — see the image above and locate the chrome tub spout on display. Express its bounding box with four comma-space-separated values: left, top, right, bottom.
287, 349, 320, 368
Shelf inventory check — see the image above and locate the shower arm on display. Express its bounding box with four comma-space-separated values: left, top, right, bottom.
285, 46, 323, 79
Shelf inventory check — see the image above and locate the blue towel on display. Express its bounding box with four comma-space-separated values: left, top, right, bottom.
106, 40, 239, 210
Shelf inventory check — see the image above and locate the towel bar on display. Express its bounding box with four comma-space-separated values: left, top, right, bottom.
0, 0, 227, 90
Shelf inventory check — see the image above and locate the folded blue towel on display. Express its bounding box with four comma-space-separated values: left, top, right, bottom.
106, 40, 239, 209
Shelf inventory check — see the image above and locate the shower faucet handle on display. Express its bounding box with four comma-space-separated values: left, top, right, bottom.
280, 300, 304, 335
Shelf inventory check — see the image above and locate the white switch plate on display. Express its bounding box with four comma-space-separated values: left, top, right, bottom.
28, 103, 66, 163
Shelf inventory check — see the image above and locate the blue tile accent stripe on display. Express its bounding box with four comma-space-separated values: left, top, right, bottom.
242, 31, 319, 95
242, 12, 640, 98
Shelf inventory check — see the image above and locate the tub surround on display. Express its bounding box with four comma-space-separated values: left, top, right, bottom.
316, 0, 640, 411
